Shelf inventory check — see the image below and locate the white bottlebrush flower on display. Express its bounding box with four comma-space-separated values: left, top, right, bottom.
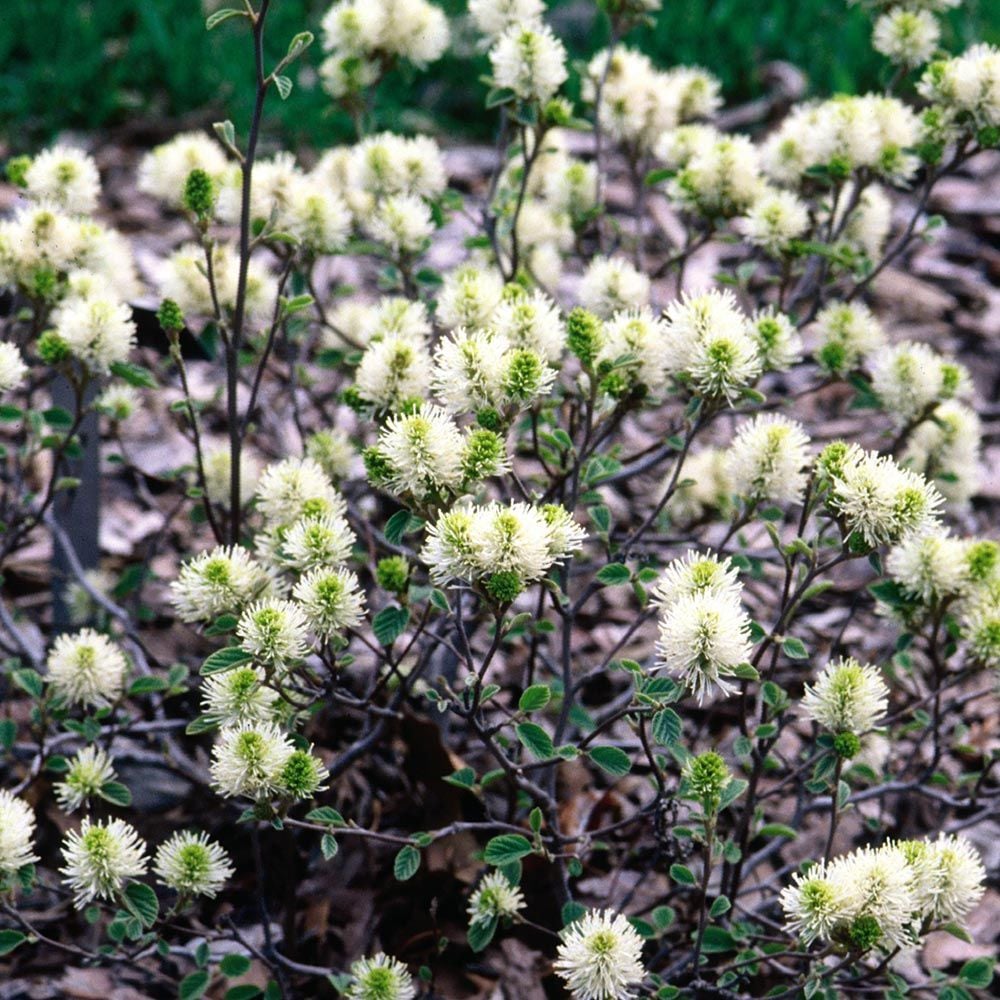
431, 327, 509, 413
210, 721, 296, 799
666, 447, 733, 526
279, 513, 356, 571
201, 666, 278, 726
293, 566, 366, 638
366, 194, 434, 257
597, 308, 670, 393
725, 413, 811, 505
0, 342, 29, 393
468, 871, 526, 926
827, 447, 943, 547
346, 952, 416, 1000
436, 264, 505, 330
154, 830, 235, 899
375, 404, 466, 500
553, 909, 646, 1000
780, 864, 853, 945
887, 531, 969, 605
95, 384, 141, 422
383, 0, 450, 66
60, 817, 148, 906
962, 594, 1000, 670
739, 187, 810, 255
201, 665, 279, 725
171, 545, 272, 624
666, 298, 761, 402
491, 289, 566, 363
421, 501, 583, 588
580, 256, 650, 318
52, 294, 136, 372
903, 400, 981, 505
284, 177, 352, 254
54, 746, 118, 812
137, 132, 229, 208
0, 789, 40, 876
668, 134, 763, 218
255, 457, 347, 527
652, 550, 741, 608
749, 308, 802, 372
869, 341, 962, 425
812, 302, 886, 374
544, 158, 599, 222
355, 333, 434, 411
202, 444, 260, 511
655, 591, 753, 703
469, 0, 543, 38
919, 44, 1000, 131
873, 8, 940, 67
827, 844, 917, 950
490, 23, 568, 103
237, 599, 310, 665
46, 628, 128, 708
306, 429, 356, 481
916, 834, 986, 923
801, 657, 889, 736
24, 145, 100, 215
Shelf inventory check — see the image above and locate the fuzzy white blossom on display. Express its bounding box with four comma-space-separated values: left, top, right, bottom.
237, 599, 311, 665
750, 308, 802, 372
902, 400, 981, 505
373, 404, 467, 500
354, 333, 434, 411
345, 953, 416, 1000
46, 629, 128, 707
652, 551, 741, 608
52, 293, 136, 372
201, 665, 279, 725
293, 566, 367, 637
812, 301, 886, 374
60, 818, 148, 906
873, 8, 940, 67
154, 830, 235, 899
580, 256, 650, 318
740, 188, 810, 255
467, 871, 526, 925
490, 23, 568, 103
553, 909, 646, 1000
597, 308, 670, 392
54, 746, 118, 813
138, 132, 229, 208
919, 43, 1000, 130
725, 414, 811, 505
171, 545, 273, 623
491, 289, 566, 362
24, 145, 100, 214
436, 264, 505, 330
887, 530, 970, 605
366, 194, 435, 257
469, 0, 543, 38
0, 342, 28, 393
870, 341, 969, 425
801, 657, 889, 736
210, 721, 296, 799
0, 789, 39, 877
256, 457, 347, 526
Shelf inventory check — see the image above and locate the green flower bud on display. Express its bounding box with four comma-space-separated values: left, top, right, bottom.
848, 914, 881, 952
376, 556, 410, 594
486, 571, 523, 604
363, 447, 393, 486
462, 428, 505, 483
684, 750, 731, 813
37, 329, 71, 365
278, 750, 326, 799
566, 307, 604, 368
182, 168, 215, 221
503, 349, 544, 403
476, 407, 503, 432
5, 156, 31, 188
832, 731, 861, 760
157, 298, 186, 333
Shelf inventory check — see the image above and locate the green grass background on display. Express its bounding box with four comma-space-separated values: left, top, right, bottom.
1, 0, 998, 151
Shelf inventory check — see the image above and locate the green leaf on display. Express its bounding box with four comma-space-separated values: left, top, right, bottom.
483, 834, 532, 866
0, 929, 27, 956
939, 922, 973, 943
220, 953, 252, 978
518, 684, 551, 713
393, 845, 421, 881
384, 510, 424, 545
98, 781, 132, 808
959, 958, 993, 988
128, 676, 169, 695
782, 636, 808, 659
651, 708, 682, 746
109, 361, 157, 388
201, 645, 253, 676
206, 8, 245, 30
180, 970, 210, 1000
596, 563, 631, 586
122, 880, 159, 928
669, 863, 696, 886
561, 901, 586, 926
468, 915, 498, 953
185, 713, 221, 735
320, 833, 338, 860
759, 823, 797, 840
443, 767, 475, 789
372, 606, 410, 646
274, 74, 293, 100
12, 668, 44, 698
587, 746, 632, 777
225, 988, 263, 1000
709, 896, 731, 918
305, 806, 345, 826
516, 722, 554, 760
700, 926, 736, 953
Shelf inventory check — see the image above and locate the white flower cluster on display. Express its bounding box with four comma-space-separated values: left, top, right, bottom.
345, 952, 416, 1000
54, 745, 118, 812
654, 551, 753, 703
902, 398, 982, 505
801, 657, 889, 737
421, 500, 585, 600
0, 789, 40, 879
59, 816, 233, 906
919, 43, 1000, 134
0, 146, 140, 374
781, 835, 985, 951
46, 628, 129, 708
553, 909, 647, 1000
583, 47, 721, 153
725, 413, 811, 506
319, 0, 449, 99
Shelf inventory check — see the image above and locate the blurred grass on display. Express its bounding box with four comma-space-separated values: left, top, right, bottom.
1, 0, 998, 152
